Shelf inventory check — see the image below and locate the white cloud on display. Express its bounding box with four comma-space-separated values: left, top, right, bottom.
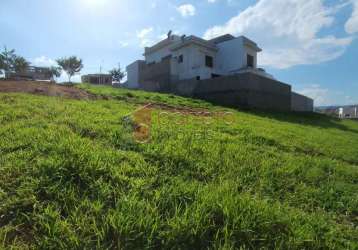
119, 41, 129, 48
345, 0, 358, 34
296, 84, 329, 106
32, 56, 57, 67
296, 84, 356, 106
137, 27, 154, 47
177, 4, 196, 17
158, 33, 168, 40
204, 0, 353, 69
137, 27, 153, 39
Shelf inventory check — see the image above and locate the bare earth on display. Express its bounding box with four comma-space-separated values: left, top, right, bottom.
0, 81, 216, 116
0, 81, 96, 100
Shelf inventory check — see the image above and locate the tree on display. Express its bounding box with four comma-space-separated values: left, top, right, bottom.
109, 64, 126, 83
0, 56, 5, 74
13, 56, 30, 73
0, 47, 16, 76
48, 66, 62, 79
56, 56, 83, 83
0, 59, 4, 77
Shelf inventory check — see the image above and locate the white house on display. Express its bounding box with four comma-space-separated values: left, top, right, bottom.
126, 33, 272, 89
125, 32, 314, 112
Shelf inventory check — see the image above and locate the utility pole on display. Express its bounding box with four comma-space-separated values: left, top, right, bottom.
99, 60, 103, 84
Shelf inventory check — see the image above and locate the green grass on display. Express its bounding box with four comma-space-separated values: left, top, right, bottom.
0, 84, 357, 249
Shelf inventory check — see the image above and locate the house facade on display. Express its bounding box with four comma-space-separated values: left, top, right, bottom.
126, 34, 272, 89
125, 33, 313, 112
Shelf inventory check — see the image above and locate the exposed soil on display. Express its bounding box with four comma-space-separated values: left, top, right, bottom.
0, 80, 222, 116
0, 81, 96, 100
139, 102, 229, 117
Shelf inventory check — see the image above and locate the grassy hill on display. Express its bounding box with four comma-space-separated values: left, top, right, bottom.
0, 83, 357, 249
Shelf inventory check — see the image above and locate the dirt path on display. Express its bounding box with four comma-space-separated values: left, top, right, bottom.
0, 81, 96, 100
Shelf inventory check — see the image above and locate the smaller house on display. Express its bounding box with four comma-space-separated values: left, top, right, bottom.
81, 74, 112, 85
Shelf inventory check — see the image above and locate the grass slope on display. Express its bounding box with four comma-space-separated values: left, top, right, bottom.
0, 84, 357, 249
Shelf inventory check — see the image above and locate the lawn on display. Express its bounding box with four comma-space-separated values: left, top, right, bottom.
0, 84, 357, 249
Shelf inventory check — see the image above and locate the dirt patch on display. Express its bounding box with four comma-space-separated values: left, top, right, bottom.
138, 102, 230, 117
149, 103, 212, 116
0, 81, 96, 100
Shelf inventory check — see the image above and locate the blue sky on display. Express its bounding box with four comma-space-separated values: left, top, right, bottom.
1, 0, 357, 106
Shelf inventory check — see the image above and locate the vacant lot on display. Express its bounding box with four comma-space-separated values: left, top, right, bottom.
0, 83, 357, 249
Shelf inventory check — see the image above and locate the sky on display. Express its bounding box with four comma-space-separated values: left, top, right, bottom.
1, 0, 357, 106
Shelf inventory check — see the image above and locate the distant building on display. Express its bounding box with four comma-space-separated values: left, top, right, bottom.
5, 66, 55, 81
339, 106, 358, 119
81, 74, 112, 85
316, 105, 358, 119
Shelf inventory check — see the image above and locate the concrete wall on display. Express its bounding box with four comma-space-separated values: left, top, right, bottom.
291, 92, 314, 112
81, 75, 112, 85
171, 73, 292, 111
126, 60, 145, 89
139, 57, 172, 92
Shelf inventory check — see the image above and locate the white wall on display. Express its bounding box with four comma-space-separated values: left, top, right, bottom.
215, 37, 258, 75
145, 36, 181, 63
126, 61, 141, 89
145, 46, 173, 64
171, 44, 217, 80
243, 45, 258, 69
129, 36, 260, 84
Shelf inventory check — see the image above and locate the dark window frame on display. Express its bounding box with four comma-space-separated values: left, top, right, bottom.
205, 55, 214, 68
247, 54, 254, 68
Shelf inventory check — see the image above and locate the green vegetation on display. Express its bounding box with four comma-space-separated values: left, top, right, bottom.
0, 47, 30, 75
1, 84, 357, 249
56, 56, 83, 83
109, 64, 126, 83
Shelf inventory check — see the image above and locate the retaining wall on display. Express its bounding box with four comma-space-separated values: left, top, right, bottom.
171, 73, 292, 111
139, 57, 172, 92
291, 92, 314, 112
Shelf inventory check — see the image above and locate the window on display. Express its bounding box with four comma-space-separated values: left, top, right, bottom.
211, 74, 221, 78
178, 55, 183, 63
205, 55, 213, 68
162, 55, 172, 61
247, 54, 254, 68
196, 76, 201, 81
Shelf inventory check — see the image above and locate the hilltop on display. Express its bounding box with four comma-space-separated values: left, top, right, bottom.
0, 82, 357, 249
